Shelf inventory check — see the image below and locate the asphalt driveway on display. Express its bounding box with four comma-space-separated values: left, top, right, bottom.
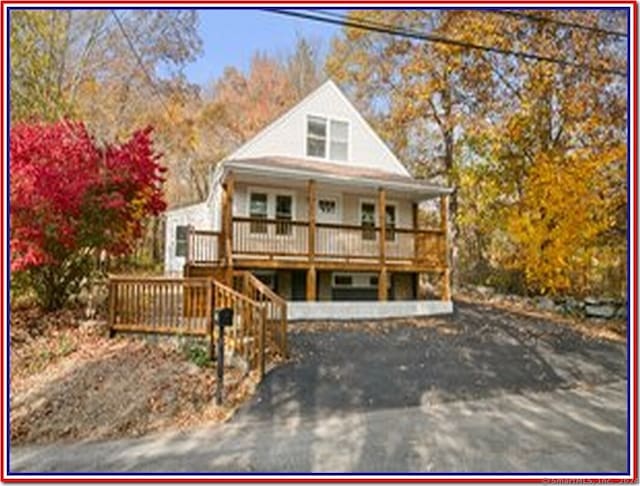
237, 301, 626, 421
10, 302, 628, 474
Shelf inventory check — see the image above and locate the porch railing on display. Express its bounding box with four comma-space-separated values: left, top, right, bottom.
187, 228, 222, 264
186, 217, 446, 267
315, 222, 380, 260
232, 217, 309, 257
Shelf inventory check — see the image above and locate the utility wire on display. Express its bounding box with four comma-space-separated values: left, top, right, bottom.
302, 8, 626, 76
111, 10, 173, 116
266, 9, 626, 77
490, 9, 627, 38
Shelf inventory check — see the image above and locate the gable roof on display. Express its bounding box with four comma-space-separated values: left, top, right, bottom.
226, 79, 411, 177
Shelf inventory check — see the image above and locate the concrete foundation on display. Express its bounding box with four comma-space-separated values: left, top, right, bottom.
288, 300, 453, 321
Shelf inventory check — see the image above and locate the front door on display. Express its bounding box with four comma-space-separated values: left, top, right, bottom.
317, 196, 340, 224
291, 271, 306, 301
316, 195, 341, 255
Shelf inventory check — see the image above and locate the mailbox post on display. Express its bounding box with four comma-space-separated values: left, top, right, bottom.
216, 307, 234, 405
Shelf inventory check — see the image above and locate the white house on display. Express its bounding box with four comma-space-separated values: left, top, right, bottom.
164, 79, 453, 319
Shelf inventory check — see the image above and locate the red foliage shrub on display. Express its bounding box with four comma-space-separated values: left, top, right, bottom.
10, 121, 166, 309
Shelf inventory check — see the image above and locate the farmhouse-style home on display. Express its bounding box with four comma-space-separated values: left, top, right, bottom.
164, 80, 453, 319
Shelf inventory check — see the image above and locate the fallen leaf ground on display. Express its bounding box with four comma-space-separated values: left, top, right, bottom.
10, 305, 258, 446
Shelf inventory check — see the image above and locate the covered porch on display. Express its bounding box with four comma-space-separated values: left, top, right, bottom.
185, 156, 453, 307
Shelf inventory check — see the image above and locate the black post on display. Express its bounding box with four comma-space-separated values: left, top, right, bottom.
215, 307, 233, 406
216, 323, 224, 405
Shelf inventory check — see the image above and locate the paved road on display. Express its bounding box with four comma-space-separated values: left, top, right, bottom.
10, 303, 628, 474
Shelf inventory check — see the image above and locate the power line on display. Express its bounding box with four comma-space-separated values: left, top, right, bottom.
266, 9, 626, 77
301, 8, 626, 76
490, 9, 627, 38
110, 10, 173, 116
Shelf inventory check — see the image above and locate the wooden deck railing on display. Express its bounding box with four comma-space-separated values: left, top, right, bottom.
212, 279, 268, 377
108, 276, 281, 379
234, 271, 288, 359
232, 217, 309, 257
109, 276, 213, 336
315, 222, 380, 260
186, 217, 447, 267
187, 228, 222, 264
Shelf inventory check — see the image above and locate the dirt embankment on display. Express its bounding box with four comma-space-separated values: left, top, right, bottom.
10, 306, 257, 446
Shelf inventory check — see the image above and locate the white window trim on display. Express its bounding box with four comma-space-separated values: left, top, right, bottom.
175, 224, 189, 257
305, 113, 351, 163
332, 272, 385, 289
247, 186, 297, 239
306, 115, 328, 159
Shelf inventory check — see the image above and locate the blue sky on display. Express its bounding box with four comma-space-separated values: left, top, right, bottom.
183, 9, 341, 87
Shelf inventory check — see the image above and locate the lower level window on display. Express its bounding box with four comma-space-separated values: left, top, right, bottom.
255, 271, 276, 290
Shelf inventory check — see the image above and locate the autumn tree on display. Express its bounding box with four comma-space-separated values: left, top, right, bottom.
461, 10, 627, 295
327, 9, 627, 296
286, 36, 323, 99
163, 41, 323, 206
10, 121, 166, 310
9, 10, 202, 131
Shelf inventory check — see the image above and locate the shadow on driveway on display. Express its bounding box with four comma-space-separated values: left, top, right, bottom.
236, 301, 627, 422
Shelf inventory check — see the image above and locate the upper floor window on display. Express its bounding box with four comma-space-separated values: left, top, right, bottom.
275, 195, 293, 236
361, 202, 376, 241
306, 115, 349, 162
307, 116, 327, 158
329, 120, 348, 161
249, 192, 268, 234
385, 205, 396, 241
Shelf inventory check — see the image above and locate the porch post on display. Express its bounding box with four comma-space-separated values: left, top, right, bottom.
378, 187, 386, 265
307, 180, 317, 302
306, 266, 317, 301
223, 171, 235, 285
440, 194, 450, 301
378, 187, 388, 301
378, 267, 388, 302
412, 202, 423, 300
308, 180, 316, 262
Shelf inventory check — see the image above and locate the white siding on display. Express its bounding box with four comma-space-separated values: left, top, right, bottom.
229, 80, 410, 176
164, 202, 215, 275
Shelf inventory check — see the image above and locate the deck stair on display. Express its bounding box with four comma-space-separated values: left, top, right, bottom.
108, 274, 288, 378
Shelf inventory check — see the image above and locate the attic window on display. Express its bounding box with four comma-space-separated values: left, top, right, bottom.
306, 116, 349, 162
330, 120, 348, 161
307, 116, 327, 158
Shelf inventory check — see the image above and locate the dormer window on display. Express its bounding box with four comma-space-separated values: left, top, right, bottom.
306, 115, 349, 161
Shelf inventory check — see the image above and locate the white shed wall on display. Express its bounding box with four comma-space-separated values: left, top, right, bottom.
164, 202, 215, 275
